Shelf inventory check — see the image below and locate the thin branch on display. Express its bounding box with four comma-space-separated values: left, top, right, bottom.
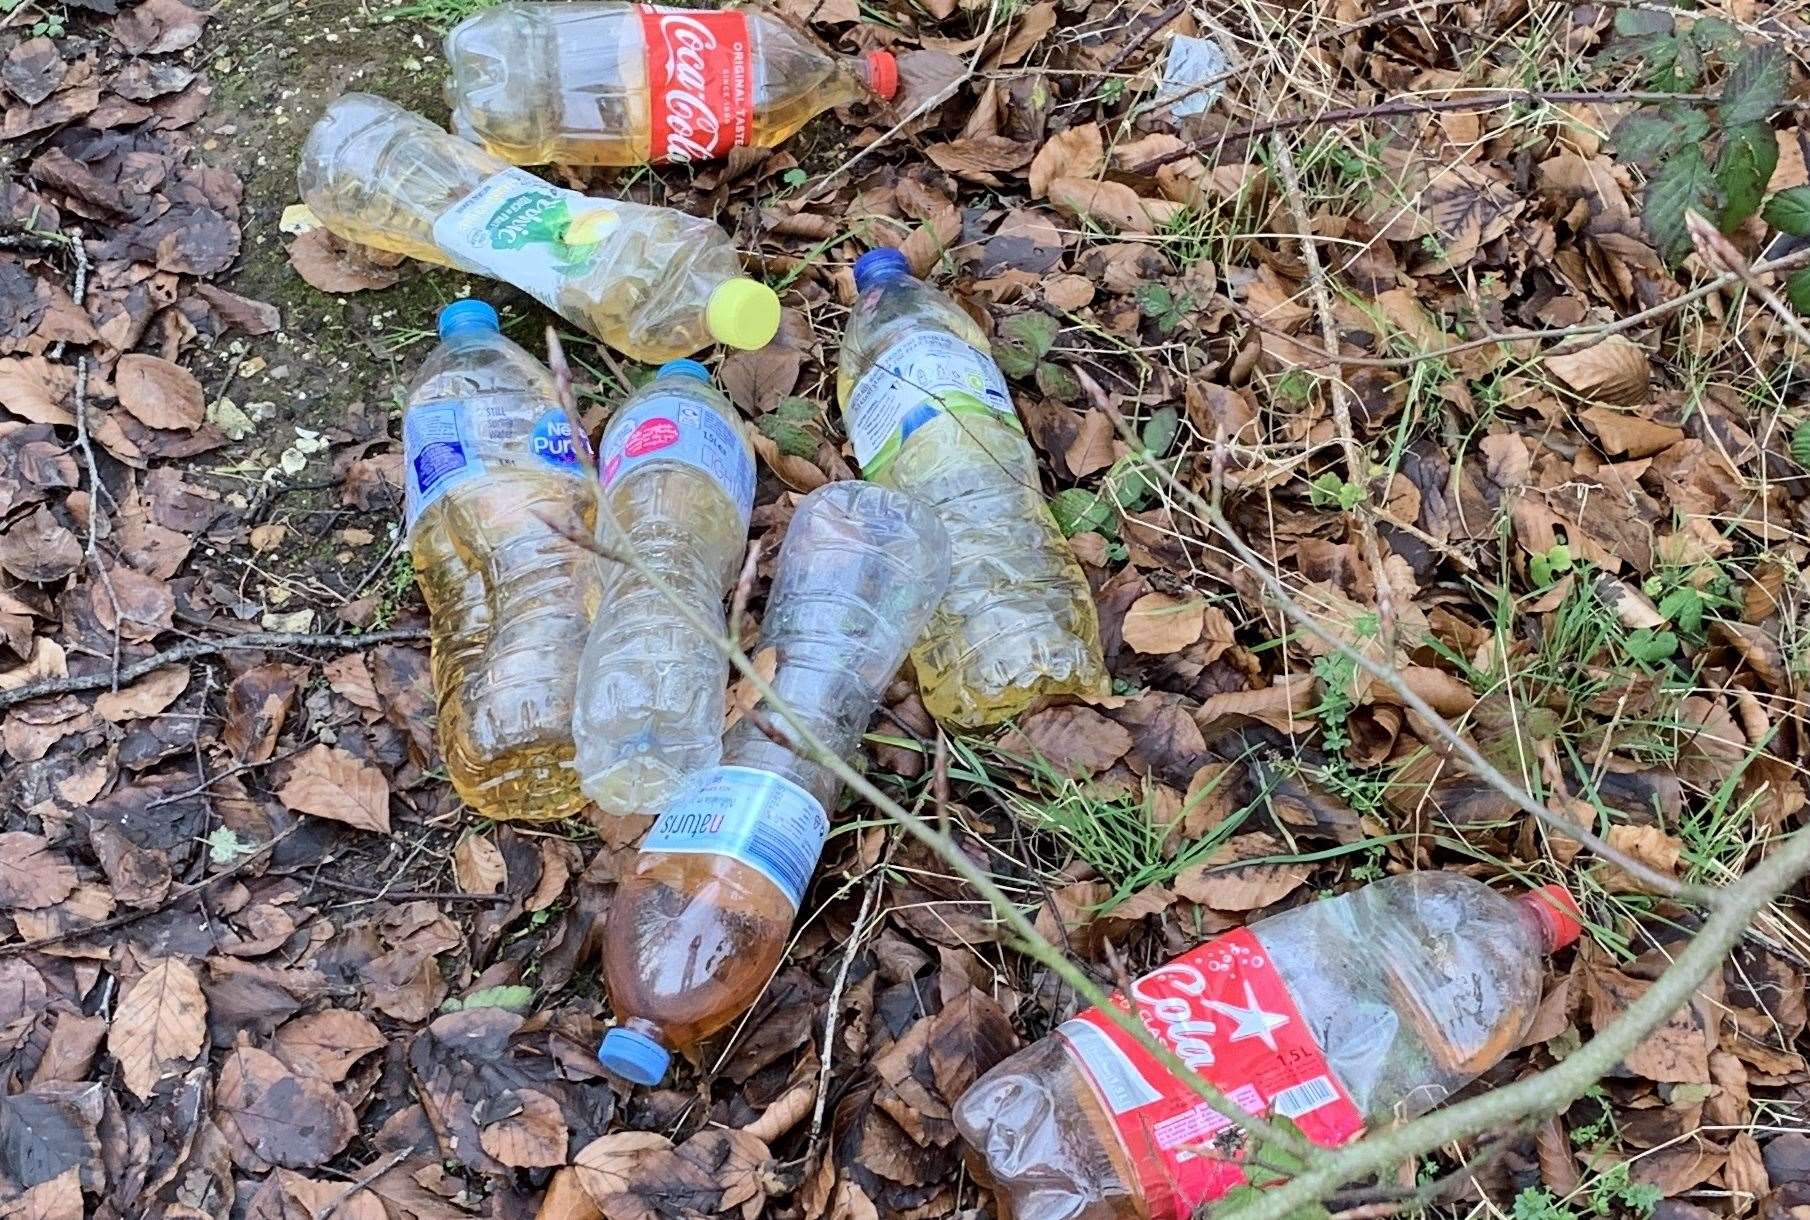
0, 825, 304, 958
1686, 211, 1810, 350
0, 628, 430, 712
1270, 135, 1398, 646
1226, 823, 1810, 1220
533, 506, 1312, 1156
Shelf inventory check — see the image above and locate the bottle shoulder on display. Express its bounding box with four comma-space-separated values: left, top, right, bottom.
408, 332, 559, 403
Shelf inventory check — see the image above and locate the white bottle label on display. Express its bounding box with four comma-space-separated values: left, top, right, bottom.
640, 765, 828, 911
429, 168, 619, 309
598, 392, 755, 526
403, 396, 588, 529
844, 331, 1017, 477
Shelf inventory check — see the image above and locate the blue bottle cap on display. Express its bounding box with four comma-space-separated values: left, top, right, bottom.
438, 299, 499, 340
598, 1025, 671, 1086
657, 358, 712, 383
853, 248, 911, 293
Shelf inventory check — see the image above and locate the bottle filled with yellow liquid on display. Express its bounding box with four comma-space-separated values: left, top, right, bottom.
296, 93, 780, 363
404, 300, 602, 821
445, 2, 897, 166
835, 249, 1108, 728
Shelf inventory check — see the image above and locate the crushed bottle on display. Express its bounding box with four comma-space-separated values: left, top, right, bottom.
836, 248, 1108, 729
403, 300, 603, 821
954, 875, 1582, 1220
597, 481, 950, 1084
445, 2, 897, 166
296, 93, 780, 363
573, 358, 756, 814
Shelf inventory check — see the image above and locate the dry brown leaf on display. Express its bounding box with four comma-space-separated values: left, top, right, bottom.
1043, 274, 1095, 311
277, 744, 391, 833
0, 356, 75, 426
1046, 177, 1178, 234
1029, 124, 1104, 198
93, 664, 190, 722
269, 1008, 386, 1082
0, 505, 81, 583
574, 1131, 692, 1203
286, 228, 401, 294
109, 957, 207, 1099
1173, 832, 1310, 911
479, 1088, 570, 1169
1600, 824, 1684, 893
114, 353, 205, 431
216, 1044, 357, 1170
1063, 409, 1115, 477
1000, 705, 1133, 775
453, 833, 507, 895
1578, 405, 1683, 458
1546, 336, 1650, 406
535, 1167, 605, 1220
322, 652, 382, 712
1121, 592, 1206, 654
1, 1166, 81, 1220
0, 831, 77, 910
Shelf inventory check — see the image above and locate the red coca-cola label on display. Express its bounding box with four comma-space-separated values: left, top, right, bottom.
638, 6, 752, 163
1057, 929, 1364, 1220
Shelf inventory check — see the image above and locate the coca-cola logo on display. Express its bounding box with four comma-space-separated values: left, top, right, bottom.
651, 13, 724, 162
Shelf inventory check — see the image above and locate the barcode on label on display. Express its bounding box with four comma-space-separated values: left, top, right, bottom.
1271, 1076, 1338, 1118
746, 822, 817, 907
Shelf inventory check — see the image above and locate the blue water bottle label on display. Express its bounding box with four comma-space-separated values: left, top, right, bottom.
403, 396, 591, 529
598, 393, 755, 526
844, 331, 1017, 477
640, 765, 828, 911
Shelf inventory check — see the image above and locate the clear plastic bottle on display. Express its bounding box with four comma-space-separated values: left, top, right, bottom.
953, 876, 1583, 1220
836, 248, 1108, 729
445, 2, 898, 166
573, 358, 756, 814
404, 300, 604, 821
597, 481, 950, 1084
296, 93, 780, 363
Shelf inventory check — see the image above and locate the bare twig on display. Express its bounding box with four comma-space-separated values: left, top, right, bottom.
532, 506, 1311, 1155
807, 858, 887, 1154
317, 1150, 408, 1219
1685, 211, 1810, 350
729, 540, 762, 643
0, 628, 430, 712
0, 825, 304, 958
287, 874, 515, 904
1269, 136, 1397, 645
1227, 824, 1810, 1220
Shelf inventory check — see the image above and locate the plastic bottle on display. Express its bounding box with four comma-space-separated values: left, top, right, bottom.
296, 93, 780, 363
953, 875, 1583, 1220
403, 300, 604, 821
445, 2, 898, 167
597, 481, 950, 1084
573, 359, 756, 814
836, 248, 1108, 729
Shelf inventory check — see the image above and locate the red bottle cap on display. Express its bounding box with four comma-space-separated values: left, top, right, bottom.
866, 49, 899, 100
1518, 884, 1583, 953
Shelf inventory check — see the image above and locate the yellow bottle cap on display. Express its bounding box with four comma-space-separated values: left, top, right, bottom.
705, 278, 781, 350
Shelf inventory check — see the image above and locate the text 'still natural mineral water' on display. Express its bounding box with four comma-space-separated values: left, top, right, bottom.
596, 482, 949, 1085
573, 359, 756, 814
836, 248, 1107, 728
445, 2, 897, 166
403, 301, 603, 821
954, 875, 1582, 1220
297, 93, 780, 362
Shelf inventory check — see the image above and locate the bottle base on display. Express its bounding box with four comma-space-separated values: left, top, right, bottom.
579, 754, 691, 816
451, 743, 587, 822
919, 666, 1111, 730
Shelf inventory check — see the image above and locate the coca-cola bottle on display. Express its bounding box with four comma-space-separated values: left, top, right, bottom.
444, 2, 898, 166
954, 875, 1581, 1220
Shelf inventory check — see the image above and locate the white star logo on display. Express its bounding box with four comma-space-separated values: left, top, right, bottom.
1204, 982, 1291, 1050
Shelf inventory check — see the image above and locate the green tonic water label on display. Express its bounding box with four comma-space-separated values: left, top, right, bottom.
431, 168, 618, 309
845, 331, 1018, 477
